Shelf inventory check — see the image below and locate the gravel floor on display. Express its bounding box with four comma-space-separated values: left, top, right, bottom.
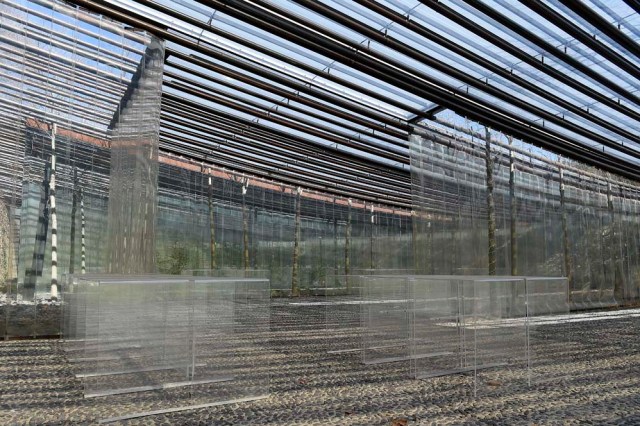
1, 299, 640, 425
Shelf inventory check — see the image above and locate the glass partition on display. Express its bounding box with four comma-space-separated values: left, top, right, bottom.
410, 276, 472, 379
469, 278, 528, 397
361, 276, 412, 367
526, 277, 571, 387
411, 116, 640, 308
62, 275, 270, 422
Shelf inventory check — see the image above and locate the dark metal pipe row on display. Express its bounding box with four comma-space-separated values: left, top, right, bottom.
354, 0, 640, 147
160, 98, 410, 184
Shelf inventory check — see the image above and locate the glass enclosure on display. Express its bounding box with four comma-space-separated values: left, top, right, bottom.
411, 113, 640, 309
62, 274, 270, 422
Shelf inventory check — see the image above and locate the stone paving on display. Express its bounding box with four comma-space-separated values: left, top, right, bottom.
1, 300, 640, 425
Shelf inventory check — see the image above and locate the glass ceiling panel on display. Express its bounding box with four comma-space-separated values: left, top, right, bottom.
161, 81, 406, 169
544, 1, 640, 79
164, 44, 411, 148
591, 0, 640, 40
364, 0, 640, 142
445, 0, 640, 108
491, 0, 638, 92
107, 0, 640, 178
112, 0, 415, 119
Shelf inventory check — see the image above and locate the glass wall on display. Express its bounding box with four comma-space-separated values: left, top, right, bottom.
411, 113, 640, 308
0, 0, 163, 337
155, 160, 414, 295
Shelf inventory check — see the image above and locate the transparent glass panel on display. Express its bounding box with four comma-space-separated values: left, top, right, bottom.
470, 278, 528, 397
323, 274, 364, 355
526, 277, 571, 387
361, 275, 412, 368
62, 275, 270, 422
410, 277, 473, 380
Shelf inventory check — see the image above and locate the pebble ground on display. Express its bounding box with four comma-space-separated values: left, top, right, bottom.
1, 299, 640, 425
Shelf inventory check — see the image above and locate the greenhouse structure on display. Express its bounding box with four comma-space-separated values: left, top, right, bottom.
1, 0, 639, 424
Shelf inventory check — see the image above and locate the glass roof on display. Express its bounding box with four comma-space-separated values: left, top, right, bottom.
40, 0, 640, 203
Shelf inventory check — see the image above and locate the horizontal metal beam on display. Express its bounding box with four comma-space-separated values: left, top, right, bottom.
356, 0, 640, 147
557, 0, 640, 62
209, 0, 640, 179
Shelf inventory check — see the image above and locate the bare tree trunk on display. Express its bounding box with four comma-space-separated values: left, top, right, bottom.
333, 215, 338, 278
252, 207, 258, 268
291, 188, 302, 297
485, 128, 497, 276
208, 174, 216, 270
80, 188, 85, 274
69, 168, 77, 275
509, 136, 517, 276
609, 182, 624, 301
0, 199, 11, 289
560, 168, 572, 301
50, 123, 58, 299
369, 204, 375, 270
411, 210, 418, 273
427, 214, 434, 274
345, 199, 352, 290
242, 182, 249, 270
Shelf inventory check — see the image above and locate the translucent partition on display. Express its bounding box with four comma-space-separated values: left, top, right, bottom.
361, 276, 412, 366
61, 275, 86, 358
469, 278, 528, 397
62, 275, 270, 422
323, 271, 415, 355
411, 119, 640, 308
324, 275, 364, 355
526, 277, 571, 387
79, 279, 190, 398
410, 276, 472, 379
0, 0, 164, 337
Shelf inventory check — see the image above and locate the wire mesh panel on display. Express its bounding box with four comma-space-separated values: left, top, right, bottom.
361, 276, 412, 367
526, 277, 571, 387
469, 278, 528, 397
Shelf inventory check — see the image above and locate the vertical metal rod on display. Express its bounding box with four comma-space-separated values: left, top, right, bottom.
50, 123, 58, 299
485, 128, 497, 275
81, 188, 86, 275
509, 136, 517, 276
208, 172, 216, 270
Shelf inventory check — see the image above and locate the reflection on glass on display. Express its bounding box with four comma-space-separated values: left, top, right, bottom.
411, 116, 640, 309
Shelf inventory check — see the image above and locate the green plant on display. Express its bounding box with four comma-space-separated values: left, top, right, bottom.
157, 242, 190, 275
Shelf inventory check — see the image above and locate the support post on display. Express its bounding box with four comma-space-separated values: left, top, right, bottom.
50, 123, 58, 299
509, 136, 517, 276
369, 204, 375, 270
80, 188, 85, 274
560, 168, 573, 300
344, 199, 352, 289
609, 182, 624, 301
291, 187, 302, 297
208, 172, 216, 270
69, 167, 77, 275
411, 210, 418, 273
485, 128, 497, 275
242, 178, 249, 270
